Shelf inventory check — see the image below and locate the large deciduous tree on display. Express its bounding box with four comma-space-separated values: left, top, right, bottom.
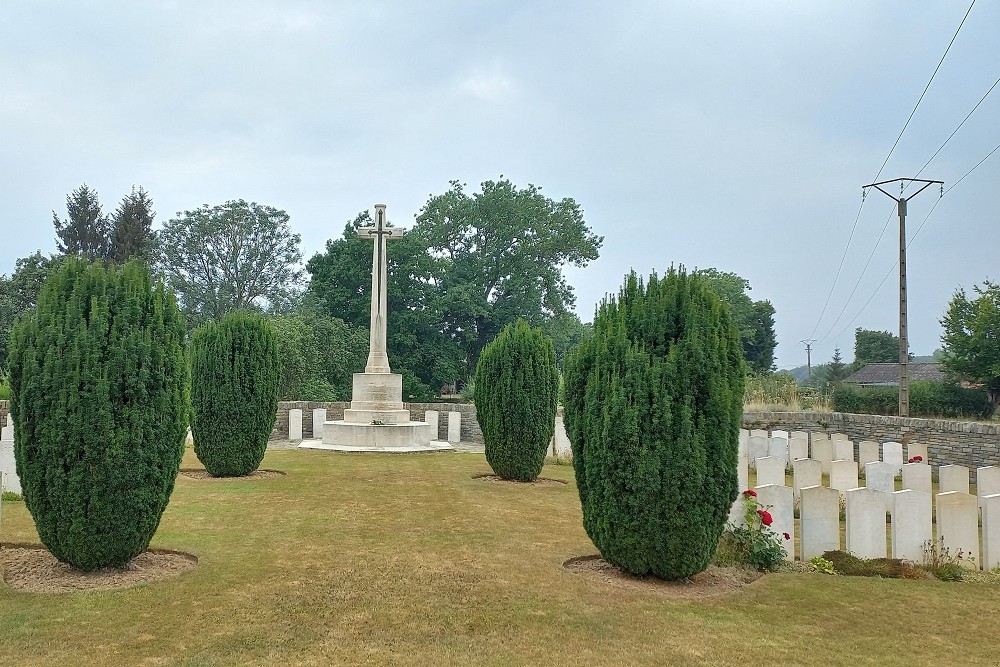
157, 200, 303, 327
52, 184, 111, 260
693, 268, 776, 373
940, 280, 1000, 408
853, 328, 903, 369
306, 212, 463, 400
0, 252, 60, 372
414, 179, 603, 367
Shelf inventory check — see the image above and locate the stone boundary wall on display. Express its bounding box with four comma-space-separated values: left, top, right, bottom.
742, 411, 1000, 469
271, 401, 483, 443
0, 400, 7, 426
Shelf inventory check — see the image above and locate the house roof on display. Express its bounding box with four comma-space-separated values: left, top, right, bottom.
843, 362, 946, 385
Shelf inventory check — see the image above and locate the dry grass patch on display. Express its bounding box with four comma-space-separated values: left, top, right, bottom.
0, 448, 998, 666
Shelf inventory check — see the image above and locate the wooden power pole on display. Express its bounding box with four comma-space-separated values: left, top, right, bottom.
862, 177, 942, 417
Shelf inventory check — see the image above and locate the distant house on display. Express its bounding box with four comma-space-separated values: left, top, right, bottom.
842, 362, 946, 387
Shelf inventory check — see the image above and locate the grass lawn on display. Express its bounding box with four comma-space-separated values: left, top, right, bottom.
2, 448, 999, 666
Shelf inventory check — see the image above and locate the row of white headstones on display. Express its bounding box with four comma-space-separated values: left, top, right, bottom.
732, 429, 1000, 570
287, 408, 463, 443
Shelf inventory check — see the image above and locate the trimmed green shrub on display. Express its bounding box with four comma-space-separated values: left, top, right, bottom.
475, 319, 559, 481
564, 269, 746, 580
832, 381, 994, 419
7, 258, 188, 571
191, 311, 280, 477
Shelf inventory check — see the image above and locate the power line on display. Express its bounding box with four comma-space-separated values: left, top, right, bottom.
828, 138, 1000, 342
870, 0, 977, 184
806, 0, 976, 340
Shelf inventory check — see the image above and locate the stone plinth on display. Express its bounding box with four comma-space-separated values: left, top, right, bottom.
314, 420, 438, 450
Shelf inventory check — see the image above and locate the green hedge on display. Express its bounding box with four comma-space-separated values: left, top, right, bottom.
832, 381, 994, 419
475, 319, 559, 481
8, 258, 188, 571
563, 269, 746, 580
191, 311, 280, 477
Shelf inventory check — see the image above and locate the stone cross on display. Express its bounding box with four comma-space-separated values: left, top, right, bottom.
358, 204, 404, 374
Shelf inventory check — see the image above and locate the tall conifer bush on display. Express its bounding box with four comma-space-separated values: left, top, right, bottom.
7, 257, 188, 571
563, 269, 746, 580
475, 319, 559, 481
190, 311, 279, 477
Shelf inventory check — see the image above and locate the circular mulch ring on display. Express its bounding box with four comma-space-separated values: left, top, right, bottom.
563, 555, 763, 598
1, 543, 198, 593
472, 473, 567, 486
178, 468, 286, 480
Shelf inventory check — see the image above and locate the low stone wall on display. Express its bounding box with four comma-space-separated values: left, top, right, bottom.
742, 411, 1000, 469
0, 400, 7, 426
271, 401, 483, 444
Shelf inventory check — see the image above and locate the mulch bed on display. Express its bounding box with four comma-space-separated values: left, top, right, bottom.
563, 554, 763, 598
178, 468, 285, 480
472, 473, 567, 486
1, 543, 197, 593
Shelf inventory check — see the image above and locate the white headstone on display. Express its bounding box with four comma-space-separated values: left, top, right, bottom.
811, 432, 831, 446
907, 442, 928, 463
858, 441, 881, 466
750, 429, 769, 440
770, 429, 789, 440
312, 408, 327, 438
788, 437, 809, 462
982, 493, 1000, 570
755, 457, 786, 487
834, 440, 854, 462
882, 442, 904, 473
424, 410, 440, 439
739, 428, 749, 442
976, 466, 1000, 507
831, 432, 850, 441
811, 439, 834, 475
799, 485, 841, 561
793, 458, 823, 502
738, 430, 749, 460
0, 437, 21, 494
748, 436, 768, 469
447, 411, 461, 443
891, 490, 932, 562
936, 491, 979, 568
939, 465, 970, 494
790, 430, 808, 442
900, 462, 932, 495
736, 449, 749, 494
288, 409, 303, 440
829, 460, 859, 498
767, 437, 788, 463
0, 422, 11, 442
864, 461, 896, 510
755, 484, 794, 561
846, 487, 888, 559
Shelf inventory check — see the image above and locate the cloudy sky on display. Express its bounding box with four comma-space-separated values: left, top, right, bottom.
2, 1, 997, 370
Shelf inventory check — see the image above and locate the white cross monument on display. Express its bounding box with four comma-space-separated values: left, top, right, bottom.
300, 204, 450, 452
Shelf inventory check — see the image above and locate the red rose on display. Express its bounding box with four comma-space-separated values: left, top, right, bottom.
743, 489, 757, 497
914, 455, 923, 462
783, 532, 790, 540
907, 458, 914, 464
757, 509, 773, 526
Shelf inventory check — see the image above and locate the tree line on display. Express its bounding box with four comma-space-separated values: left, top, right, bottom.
1, 178, 787, 401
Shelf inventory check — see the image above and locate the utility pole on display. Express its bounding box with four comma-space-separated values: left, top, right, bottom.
861, 177, 943, 418
801, 339, 816, 379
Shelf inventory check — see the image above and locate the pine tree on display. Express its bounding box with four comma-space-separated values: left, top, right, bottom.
563, 269, 746, 580
475, 319, 560, 481
7, 257, 188, 571
110, 186, 157, 264
190, 311, 280, 477
52, 184, 111, 260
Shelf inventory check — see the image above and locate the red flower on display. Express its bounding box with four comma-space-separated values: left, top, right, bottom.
743, 489, 757, 498
914, 455, 923, 462
907, 458, 914, 464
757, 509, 773, 526
783, 532, 791, 540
